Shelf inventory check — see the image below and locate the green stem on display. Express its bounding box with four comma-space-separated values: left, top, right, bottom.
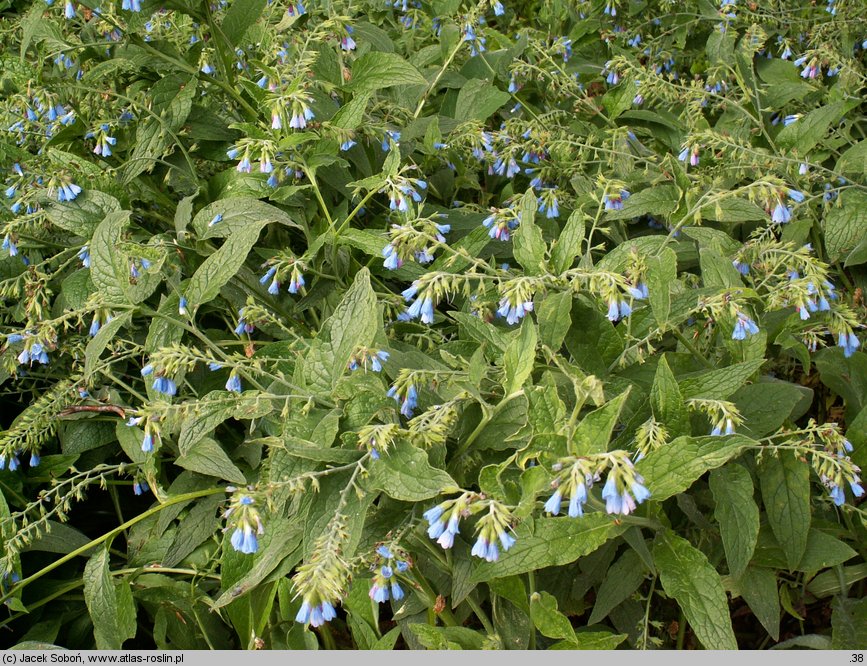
675, 609, 687, 649
640, 575, 657, 650
451, 391, 524, 461
465, 594, 495, 635
671, 328, 713, 369
0, 488, 224, 605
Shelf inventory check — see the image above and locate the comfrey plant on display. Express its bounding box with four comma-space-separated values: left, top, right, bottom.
0, 0, 865, 653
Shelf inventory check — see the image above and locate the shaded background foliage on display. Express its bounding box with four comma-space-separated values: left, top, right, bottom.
0, 0, 865, 651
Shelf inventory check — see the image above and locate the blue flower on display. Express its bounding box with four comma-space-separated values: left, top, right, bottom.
178, 297, 188, 316
29, 452, 40, 467
497, 297, 533, 325
771, 202, 792, 224
837, 332, 860, 358
382, 243, 403, 270
370, 582, 389, 603
141, 432, 154, 453
376, 545, 393, 558
287, 272, 305, 294
606, 299, 632, 322
423, 505, 444, 525
391, 581, 404, 600
602, 190, 629, 211
208, 213, 223, 227
544, 489, 563, 515
231, 526, 259, 554
602, 471, 650, 516
78, 246, 91, 268
732, 313, 759, 340
152, 376, 177, 396
225, 373, 243, 393
732, 260, 750, 276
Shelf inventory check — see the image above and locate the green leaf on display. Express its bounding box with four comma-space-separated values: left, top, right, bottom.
824, 190, 867, 263
211, 518, 303, 608
369, 440, 458, 501
471, 514, 627, 582
44, 190, 121, 237
330, 92, 372, 130
221, 0, 267, 45
529, 591, 576, 641
192, 197, 300, 239
83, 547, 135, 649
637, 434, 755, 502
177, 391, 238, 455
646, 247, 676, 326
24, 520, 91, 555
176, 436, 247, 484
299, 268, 379, 391
84, 312, 132, 382
347, 52, 426, 92
806, 564, 867, 599
653, 532, 737, 650
836, 140, 867, 177
709, 464, 758, 577
573, 390, 629, 456
162, 495, 223, 567
90, 211, 132, 304
605, 184, 680, 221
452, 312, 509, 354
185, 220, 267, 311
776, 102, 849, 155
700, 197, 767, 223
731, 566, 779, 641
759, 453, 811, 569
732, 380, 808, 438
831, 597, 867, 649
536, 291, 572, 350
588, 549, 648, 625
550, 210, 585, 274
454, 79, 510, 122
472, 394, 529, 452
503, 318, 537, 394
550, 633, 628, 650
700, 247, 742, 288
678, 358, 765, 400
512, 190, 546, 275
651, 355, 689, 438
409, 625, 487, 650
752, 526, 856, 572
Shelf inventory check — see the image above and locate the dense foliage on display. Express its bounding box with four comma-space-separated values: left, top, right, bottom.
0, 0, 866, 651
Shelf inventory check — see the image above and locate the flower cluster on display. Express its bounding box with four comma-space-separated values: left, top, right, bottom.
423, 493, 517, 561
545, 452, 650, 517
368, 545, 410, 603
348, 347, 389, 372
224, 489, 265, 555
381, 216, 450, 270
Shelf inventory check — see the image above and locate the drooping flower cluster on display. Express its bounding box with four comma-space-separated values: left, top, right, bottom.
348, 347, 389, 372
368, 545, 410, 603
423, 493, 517, 561
381, 216, 450, 270
387, 371, 419, 418
545, 452, 650, 518
224, 489, 265, 555
125, 415, 163, 454
292, 517, 350, 628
